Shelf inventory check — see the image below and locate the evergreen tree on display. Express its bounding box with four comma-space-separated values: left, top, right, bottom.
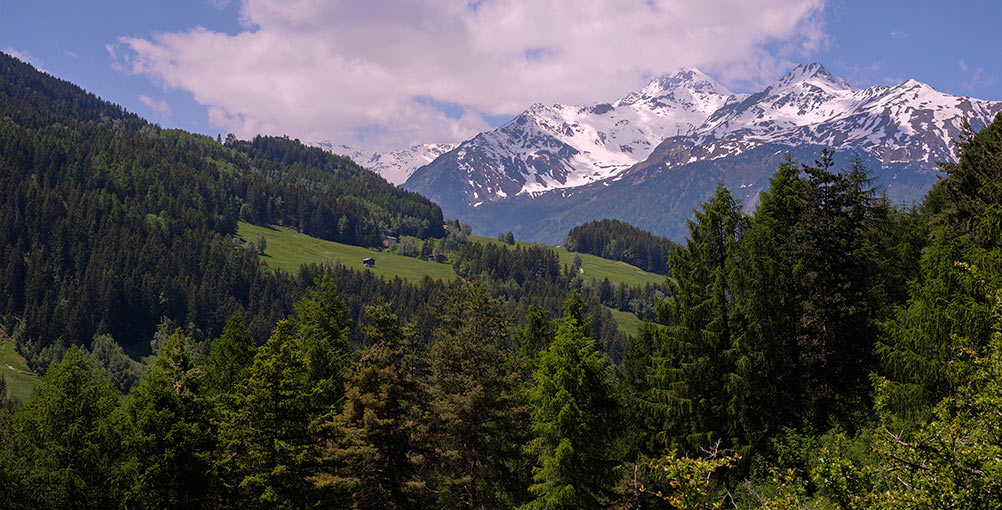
119, 329, 215, 508
315, 305, 430, 510
793, 153, 883, 428
427, 284, 530, 509
728, 161, 805, 448
204, 312, 257, 396
291, 274, 352, 415
878, 116, 1002, 419
216, 320, 319, 508
523, 296, 620, 510
10, 346, 123, 508
648, 183, 744, 451
88, 333, 142, 394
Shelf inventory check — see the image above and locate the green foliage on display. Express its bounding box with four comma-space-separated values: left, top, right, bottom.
523, 296, 621, 510
204, 312, 256, 396
88, 333, 142, 394
316, 306, 430, 509
649, 184, 744, 451
215, 320, 321, 508
290, 274, 352, 415
728, 161, 804, 448
868, 274, 1002, 509
564, 219, 677, 275
9, 346, 123, 508
427, 284, 531, 509
642, 446, 739, 509
118, 329, 215, 508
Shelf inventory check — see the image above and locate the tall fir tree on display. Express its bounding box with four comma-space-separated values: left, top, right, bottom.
793, 152, 883, 429
727, 161, 805, 448
647, 183, 744, 451
427, 284, 531, 509
315, 305, 430, 510
119, 329, 215, 508
204, 312, 257, 397
215, 320, 320, 508
291, 274, 352, 415
523, 295, 620, 510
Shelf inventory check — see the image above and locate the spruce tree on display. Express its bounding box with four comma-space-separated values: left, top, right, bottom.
216, 320, 319, 508
728, 161, 805, 447
119, 329, 215, 508
648, 183, 743, 451
793, 152, 882, 428
427, 284, 530, 509
204, 312, 257, 396
291, 274, 352, 415
523, 296, 620, 510
315, 305, 430, 510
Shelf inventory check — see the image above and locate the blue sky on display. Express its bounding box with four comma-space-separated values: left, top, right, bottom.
2, 0, 999, 151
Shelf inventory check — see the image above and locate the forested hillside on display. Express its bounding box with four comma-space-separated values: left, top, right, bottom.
2, 48, 1002, 509
564, 219, 678, 275
0, 52, 442, 353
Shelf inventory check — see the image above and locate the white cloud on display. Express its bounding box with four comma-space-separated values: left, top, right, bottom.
112, 0, 827, 151
958, 60, 968, 72
138, 95, 172, 120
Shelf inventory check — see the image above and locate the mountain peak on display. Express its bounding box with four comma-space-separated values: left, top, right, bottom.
641, 67, 732, 97
775, 62, 851, 91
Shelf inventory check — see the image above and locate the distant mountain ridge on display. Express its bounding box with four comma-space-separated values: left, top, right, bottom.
403, 67, 743, 213
311, 141, 457, 185
401, 63, 1002, 242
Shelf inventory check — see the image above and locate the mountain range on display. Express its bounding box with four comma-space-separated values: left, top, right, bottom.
326, 63, 1002, 242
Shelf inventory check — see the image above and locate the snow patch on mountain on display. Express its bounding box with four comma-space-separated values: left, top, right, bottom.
405, 67, 743, 203
311, 141, 457, 185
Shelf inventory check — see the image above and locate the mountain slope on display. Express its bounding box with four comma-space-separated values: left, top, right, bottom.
312, 141, 457, 185
406, 63, 1002, 242
404, 68, 742, 213
0, 51, 443, 352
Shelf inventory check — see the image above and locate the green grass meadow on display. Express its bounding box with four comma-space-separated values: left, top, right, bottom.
471, 236, 666, 288
238, 222, 458, 284
0, 339, 40, 403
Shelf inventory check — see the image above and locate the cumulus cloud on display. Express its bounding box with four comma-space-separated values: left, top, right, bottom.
138, 95, 172, 120
112, 0, 826, 151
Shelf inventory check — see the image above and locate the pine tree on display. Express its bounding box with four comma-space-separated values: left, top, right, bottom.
315, 305, 430, 510
216, 320, 319, 508
119, 329, 215, 508
11, 346, 123, 508
648, 183, 743, 451
523, 296, 620, 510
204, 312, 257, 396
728, 161, 805, 447
427, 284, 530, 509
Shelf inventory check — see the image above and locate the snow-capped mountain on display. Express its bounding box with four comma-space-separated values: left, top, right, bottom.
311, 141, 457, 185
644, 62, 1002, 170
403, 63, 1002, 242
404, 68, 742, 209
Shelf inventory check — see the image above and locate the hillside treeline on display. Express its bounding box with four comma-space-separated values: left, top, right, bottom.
0, 52, 441, 351
564, 219, 677, 275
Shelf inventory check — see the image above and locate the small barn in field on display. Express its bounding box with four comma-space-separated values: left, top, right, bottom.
362, 257, 375, 268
